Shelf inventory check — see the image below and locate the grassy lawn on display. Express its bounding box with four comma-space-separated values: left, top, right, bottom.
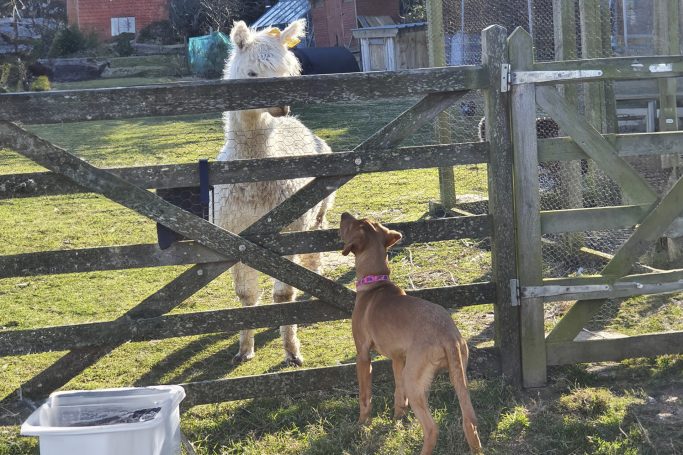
0, 93, 681, 454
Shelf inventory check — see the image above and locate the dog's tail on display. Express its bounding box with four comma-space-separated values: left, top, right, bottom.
445, 340, 482, 453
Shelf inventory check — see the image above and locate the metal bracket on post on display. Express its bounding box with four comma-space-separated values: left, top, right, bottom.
511, 70, 603, 85
500, 63, 511, 92
510, 278, 520, 306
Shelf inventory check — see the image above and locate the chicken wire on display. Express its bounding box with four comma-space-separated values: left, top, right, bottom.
431, 0, 682, 333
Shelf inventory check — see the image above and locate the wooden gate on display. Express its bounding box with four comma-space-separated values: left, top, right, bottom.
0, 27, 520, 414
508, 28, 683, 387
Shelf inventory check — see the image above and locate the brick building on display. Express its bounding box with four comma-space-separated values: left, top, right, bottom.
66, 0, 169, 40
310, 0, 400, 48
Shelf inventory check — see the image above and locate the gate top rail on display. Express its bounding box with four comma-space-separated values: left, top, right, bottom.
0, 65, 487, 125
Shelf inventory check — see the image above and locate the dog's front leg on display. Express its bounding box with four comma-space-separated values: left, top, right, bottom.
356, 350, 372, 424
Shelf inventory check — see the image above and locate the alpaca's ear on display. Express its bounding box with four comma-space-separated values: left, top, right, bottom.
384, 230, 402, 249
231, 21, 253, 50
280, 19, 306, 48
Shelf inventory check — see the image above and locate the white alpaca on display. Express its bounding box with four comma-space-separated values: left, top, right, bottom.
214, 20, 334, 366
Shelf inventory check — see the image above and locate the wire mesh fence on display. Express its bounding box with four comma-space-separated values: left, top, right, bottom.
430, 0, 682, 335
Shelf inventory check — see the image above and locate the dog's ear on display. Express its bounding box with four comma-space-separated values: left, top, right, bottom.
384, 229, 402, 249
280, 19, 306, 48
231, 21, 253, 50
341, 240, 356, 256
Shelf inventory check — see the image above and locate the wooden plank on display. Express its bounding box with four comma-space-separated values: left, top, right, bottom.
602, 174, 683, 278
580, 0, 606, 132
482, 25, 520, 384
426, 0, 456, 210
544, 184, 674, 344
547, 331, 683, 365
0, 121, 357, 313
655, 0, 680, 133
0, 282, 495, 356
540, 205, 651, 234
535, 85, 659, 205
181, 360, 394, 407
182, 346, 498, 407
241, 92, 468, 237
0, 215, 491, 278
530, 55, 683, 82
544, 267, 683, 287
509, 27, 546, 388
16, 262, 231, 398
0, 67, 487, 124
0, 142, 489, 200
538, 131, 683, 162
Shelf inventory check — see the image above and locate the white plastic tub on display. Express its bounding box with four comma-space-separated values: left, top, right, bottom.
21, 385, 185, 455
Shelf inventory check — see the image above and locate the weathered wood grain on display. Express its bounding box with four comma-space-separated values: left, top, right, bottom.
602, 174, 683, 278
0, 67, 487, 124
509, 28, 546, 388
535, 85, 658, 205
0, 121, 356, 313
529, 55, 683, 83
181, 346, 499, 407
547, 331, 683, 365
0, 215, 490, 278
0, 282, 495, 356
538, 131, 683, 162
482, 25, 520, 384
540, 205, 651, 234
0, 142, 489, 199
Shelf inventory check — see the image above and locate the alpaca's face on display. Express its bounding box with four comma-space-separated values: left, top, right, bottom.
224, 20, 304, 80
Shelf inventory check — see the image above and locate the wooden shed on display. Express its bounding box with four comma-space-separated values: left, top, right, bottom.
352, 22, 428, 72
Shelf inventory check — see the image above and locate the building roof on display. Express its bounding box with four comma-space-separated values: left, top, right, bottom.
357, 16, 395, 28
354, 21, 427, 31
252, 0, 309, 29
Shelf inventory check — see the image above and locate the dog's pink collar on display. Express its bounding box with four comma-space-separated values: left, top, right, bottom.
356, 274, 390, 290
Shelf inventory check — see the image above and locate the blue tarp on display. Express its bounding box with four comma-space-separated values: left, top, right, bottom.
188, 32, 232, 78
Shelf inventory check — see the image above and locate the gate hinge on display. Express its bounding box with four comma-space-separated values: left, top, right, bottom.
511, 69, 603, 85
510, 278, 520, 306
500, 63, 511, 92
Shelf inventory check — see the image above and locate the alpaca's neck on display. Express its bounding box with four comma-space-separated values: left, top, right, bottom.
225, 110, 274, 159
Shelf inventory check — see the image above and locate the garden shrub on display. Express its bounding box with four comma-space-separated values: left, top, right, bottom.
31, 75, 51, 91
138, 20, 177, 45
48, 26, 98, 57
113, 33, 135, 57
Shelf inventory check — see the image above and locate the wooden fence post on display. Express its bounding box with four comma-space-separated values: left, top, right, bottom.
553, 0, 585, 255
426, 0, 457, 211
509, 27, 547, 387
481, 25, 521, 385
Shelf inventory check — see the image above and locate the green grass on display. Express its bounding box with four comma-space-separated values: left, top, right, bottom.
1, 93, 682, 454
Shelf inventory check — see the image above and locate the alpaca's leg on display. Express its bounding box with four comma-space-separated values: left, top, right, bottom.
232, 263, 260, 364
273, 278, 303, 366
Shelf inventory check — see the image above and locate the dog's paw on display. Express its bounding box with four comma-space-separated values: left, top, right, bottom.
283, 353, 304, 367
232, 352, 254, 364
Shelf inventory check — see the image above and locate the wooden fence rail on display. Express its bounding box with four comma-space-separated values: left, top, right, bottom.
0, 66, 487, 124
0, 283, 495, 356
0, 142, 488, 199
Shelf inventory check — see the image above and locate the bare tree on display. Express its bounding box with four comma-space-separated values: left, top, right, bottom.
199, 0, 242, 33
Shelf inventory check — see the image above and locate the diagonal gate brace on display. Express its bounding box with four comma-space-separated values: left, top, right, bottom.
0, 121, 356, 313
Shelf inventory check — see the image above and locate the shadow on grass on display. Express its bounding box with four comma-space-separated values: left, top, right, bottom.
134, 329, 283, 387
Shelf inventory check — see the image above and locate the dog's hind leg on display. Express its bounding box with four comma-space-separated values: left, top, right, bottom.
391, 356, 408, 420
273, 279, 303, 366
445, 340, 482, 454
355, 348, 373, 424
232, 263, 260, 363
403, 355, 438, 455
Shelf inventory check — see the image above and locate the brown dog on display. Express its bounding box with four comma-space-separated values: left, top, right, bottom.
340, 212, 482, 455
